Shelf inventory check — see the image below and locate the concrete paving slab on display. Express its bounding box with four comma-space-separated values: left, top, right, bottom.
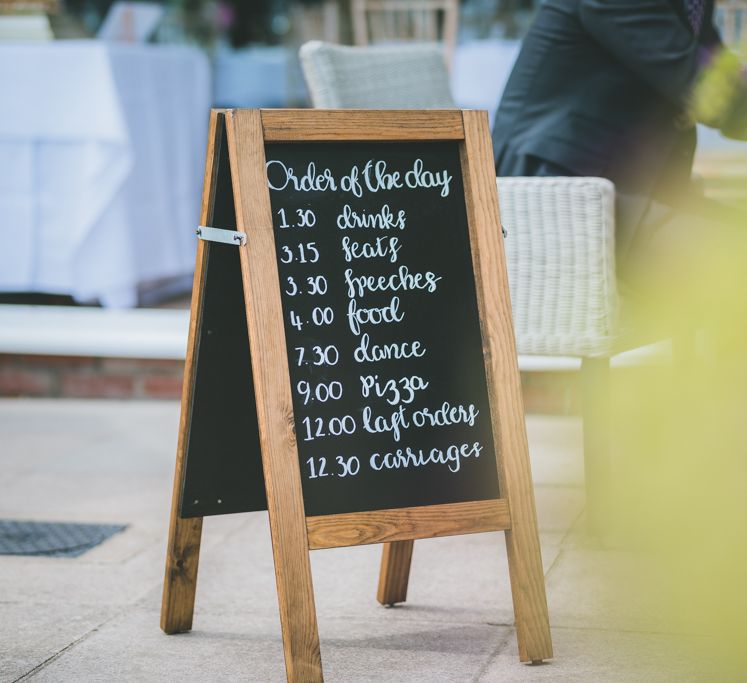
136, 518, 561, 630
6, 399, 719, 682
0, 602, 118, 682
317, 617, 510, 683
524, 415, 584, 488
375, 534, 560, 627
544, 547, 692, 634
0, 470, 172, 524
533, 485, 585, 534
23, 604, 512, 683
25, 609, 287, 683
0, 550, 163, 609
0, 400, 179, 475
0, 400, 178, 525
477, 626, 732, 683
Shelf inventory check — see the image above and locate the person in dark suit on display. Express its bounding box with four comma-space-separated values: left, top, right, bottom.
493, 0, 747, 333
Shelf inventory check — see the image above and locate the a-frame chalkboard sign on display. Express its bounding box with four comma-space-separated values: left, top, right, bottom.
161, 109, 552, 681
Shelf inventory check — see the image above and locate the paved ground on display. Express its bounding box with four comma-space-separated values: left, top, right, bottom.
0, 399, 737, 682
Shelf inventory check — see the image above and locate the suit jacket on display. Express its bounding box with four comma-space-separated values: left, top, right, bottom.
492, 0, 721, 201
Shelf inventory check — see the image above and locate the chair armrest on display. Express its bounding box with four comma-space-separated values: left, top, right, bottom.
497, 176, 618, 357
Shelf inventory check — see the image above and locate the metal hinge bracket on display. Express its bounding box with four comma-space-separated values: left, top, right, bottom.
196, 225, 247, 246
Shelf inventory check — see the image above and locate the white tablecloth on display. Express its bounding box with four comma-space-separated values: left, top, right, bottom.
213, 43, 307, 108
0, 41, 210, 307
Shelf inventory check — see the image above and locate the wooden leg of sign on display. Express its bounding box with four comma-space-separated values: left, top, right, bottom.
503, 527, 552, 662
161, 516, 203, 633
160, 234, 207, 634
160, 236, 208, 633
161, 110, 223, 635
460, 110, 553, 663
377, 540, 414, 605
228, 109, 323, 682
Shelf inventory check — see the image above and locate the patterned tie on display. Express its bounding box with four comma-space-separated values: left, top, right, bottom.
685, 0, 705, 35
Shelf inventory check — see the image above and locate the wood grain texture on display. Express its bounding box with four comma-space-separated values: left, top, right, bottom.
226, 109, 323, 683
459, 110, 552, 662
160, 515, 202, 634
260, 109, 464, 141
161, 111, 226, 634
377, 541, 414, 605
351, 0, 459, 67
306, 499, 510, 550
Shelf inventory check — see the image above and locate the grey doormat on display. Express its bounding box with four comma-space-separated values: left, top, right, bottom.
0, 520, 127, 558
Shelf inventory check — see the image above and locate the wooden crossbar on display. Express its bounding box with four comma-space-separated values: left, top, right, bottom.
306, 499, 510, 549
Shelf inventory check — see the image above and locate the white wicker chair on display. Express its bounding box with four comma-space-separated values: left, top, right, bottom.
500, 177, 619, 535
299, 40, 621, 532
500, 176, 619, 357
299, 40, 454, 109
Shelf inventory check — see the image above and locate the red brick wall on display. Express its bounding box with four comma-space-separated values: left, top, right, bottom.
0, 355, 185, 400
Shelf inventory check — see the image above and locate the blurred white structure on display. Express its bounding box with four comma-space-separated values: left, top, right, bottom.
450, 39, 520, 128
0, 41, 210, 307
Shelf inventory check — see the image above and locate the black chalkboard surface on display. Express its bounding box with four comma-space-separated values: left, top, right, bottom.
265, 141, 499, 517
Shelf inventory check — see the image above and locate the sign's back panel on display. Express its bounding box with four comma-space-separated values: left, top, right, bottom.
179, 119, 267, 518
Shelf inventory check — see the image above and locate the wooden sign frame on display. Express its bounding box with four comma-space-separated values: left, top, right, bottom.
161, 109, 552, 682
